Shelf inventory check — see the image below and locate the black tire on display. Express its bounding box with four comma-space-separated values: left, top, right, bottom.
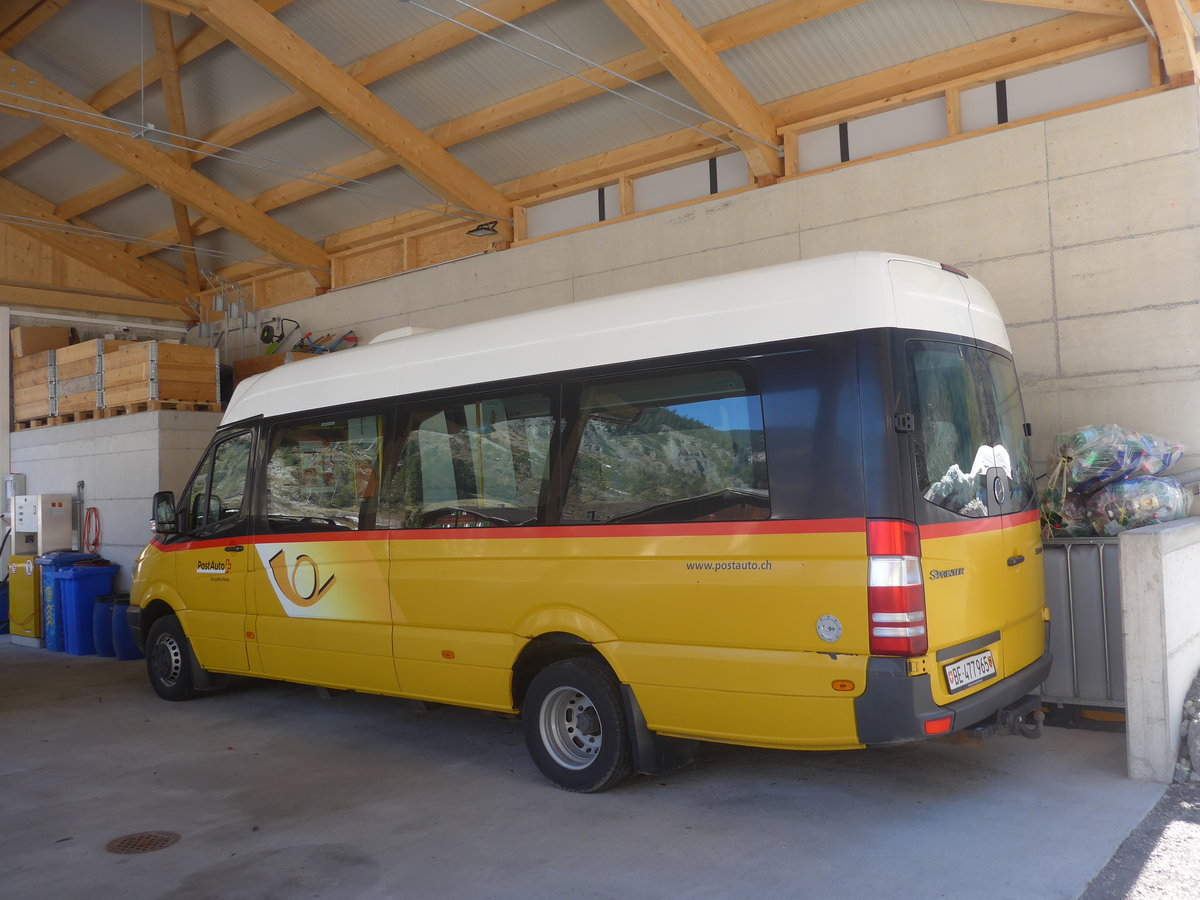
146, 614, 198, 701
523, 658, 633, 793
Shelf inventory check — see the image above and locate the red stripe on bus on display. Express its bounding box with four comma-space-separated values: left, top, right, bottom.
919, 508, 1040, 541
151, 517, 868, 552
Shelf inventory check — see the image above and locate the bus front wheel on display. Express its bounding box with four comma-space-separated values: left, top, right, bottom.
146, 614, 198, 701
523, 658, 633, 792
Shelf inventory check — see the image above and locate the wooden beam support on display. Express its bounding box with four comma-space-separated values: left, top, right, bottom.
151, 8, 202, 293
1144, 0, 1199, 85
602, 0, 782, 178
0, 178, 190, 304
0, 51, 330, 282
186, 0, 511, 224
0, 279, 191, 320
119, 0, 863, 252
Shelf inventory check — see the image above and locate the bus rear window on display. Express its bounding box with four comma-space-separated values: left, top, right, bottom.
908, 341, 1034, 518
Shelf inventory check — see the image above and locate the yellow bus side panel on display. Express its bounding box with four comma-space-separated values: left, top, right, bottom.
634, 684, 862, 749
391, 626, 522, 709
178, 609, 254, 673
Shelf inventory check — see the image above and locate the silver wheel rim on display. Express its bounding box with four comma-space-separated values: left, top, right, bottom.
151, 632, 183, 687
539, 685, 602, 770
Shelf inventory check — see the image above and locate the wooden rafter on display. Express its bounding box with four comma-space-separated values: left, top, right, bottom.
151, 8, 202, 293
182, 0, 511, 227
0, 178, 190, 305
57, 0, 557, 223
601, 0, 782, 179
1143, 0, 1199, 84
0, 0, 296, 173
0, 51, 330, 284
125, 0, 866, 256
0, 279, 190, 319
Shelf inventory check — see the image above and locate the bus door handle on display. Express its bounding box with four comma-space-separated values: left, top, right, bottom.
1007, 555, 1025, 567
225, 545, 245, 552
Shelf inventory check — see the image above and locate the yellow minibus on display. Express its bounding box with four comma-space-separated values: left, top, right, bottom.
131, 251, 1049, 791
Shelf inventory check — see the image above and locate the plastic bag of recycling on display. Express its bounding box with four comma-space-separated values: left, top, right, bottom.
1050, 425, 1185, 496
1086, 476, 1189, 536
1040, 487, 1092, 538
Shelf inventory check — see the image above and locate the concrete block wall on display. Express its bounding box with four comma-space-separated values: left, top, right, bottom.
1120, 518, 1200, 782
8, 411, 221, 590
265, 87, 1200, 475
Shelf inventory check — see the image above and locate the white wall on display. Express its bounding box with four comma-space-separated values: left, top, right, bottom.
1120, 518, 1200, 781
9, 411, 221, 591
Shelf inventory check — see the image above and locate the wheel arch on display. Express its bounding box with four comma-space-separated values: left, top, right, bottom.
512, 632, 612, 712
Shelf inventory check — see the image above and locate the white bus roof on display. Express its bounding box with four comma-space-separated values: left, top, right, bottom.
222, 251, 1009, 424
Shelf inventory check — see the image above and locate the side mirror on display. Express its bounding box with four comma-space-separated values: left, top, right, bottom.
152, 491, 178, 534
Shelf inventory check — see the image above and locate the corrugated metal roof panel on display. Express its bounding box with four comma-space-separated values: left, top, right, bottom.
84, 184, 174, 248
271, 166, 445, 239
166, 42, 295, 140
275, 0, 433, 68
673, 0, 760, 29
9, 0, 145, 99
3, 138, 127, 206
369, 0, 641, 131
721, 0, 1066, 104
452, 72, 707, 186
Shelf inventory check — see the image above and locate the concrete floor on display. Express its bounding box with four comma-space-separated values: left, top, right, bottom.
0, 638, 1167, 900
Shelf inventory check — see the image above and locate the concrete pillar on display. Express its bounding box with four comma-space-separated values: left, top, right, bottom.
1119, 517, 1200, 781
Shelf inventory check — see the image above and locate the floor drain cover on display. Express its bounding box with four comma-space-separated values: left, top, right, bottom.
105, 831, 181, 855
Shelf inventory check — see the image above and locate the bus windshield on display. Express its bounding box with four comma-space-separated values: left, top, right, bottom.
908, 341, 1035, 518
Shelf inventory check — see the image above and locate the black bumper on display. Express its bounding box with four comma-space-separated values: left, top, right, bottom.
854, 648, 1053, 746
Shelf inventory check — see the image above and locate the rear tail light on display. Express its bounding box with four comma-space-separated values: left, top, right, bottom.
867, 519, 928, 657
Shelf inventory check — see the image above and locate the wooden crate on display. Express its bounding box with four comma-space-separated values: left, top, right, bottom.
102, 342, 219, 408
54, 339, 136, 414
10, 326, 70, 358
12, 349, 55, 420
232, 350, 318, 384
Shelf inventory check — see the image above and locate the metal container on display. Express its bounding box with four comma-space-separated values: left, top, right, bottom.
1040, 539, 1124, 707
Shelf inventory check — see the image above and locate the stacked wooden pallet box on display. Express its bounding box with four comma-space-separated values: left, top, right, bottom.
11, 341, 220, 429
102, 342, 220, 415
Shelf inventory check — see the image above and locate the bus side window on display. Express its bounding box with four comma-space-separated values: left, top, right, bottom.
179, 430, 253, 535
561, 367, 769, 525
264, 414, 385, 533
381, 392, 553, 529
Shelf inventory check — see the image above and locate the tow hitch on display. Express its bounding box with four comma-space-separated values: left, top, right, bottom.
943, 695, 1045, 745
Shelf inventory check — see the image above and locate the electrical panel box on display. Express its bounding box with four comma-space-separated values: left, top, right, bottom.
10, 493, 74, 555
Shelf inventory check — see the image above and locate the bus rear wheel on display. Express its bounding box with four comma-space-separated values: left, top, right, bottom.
146, 614, 198, 701
523, 658, 633, 792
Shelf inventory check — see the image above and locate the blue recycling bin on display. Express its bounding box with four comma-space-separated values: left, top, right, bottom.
36, 552, 100, 652
56, 565, 119, 656
0, 582, 9, 635
111, 595, 142, 660
92, 595, 116, 657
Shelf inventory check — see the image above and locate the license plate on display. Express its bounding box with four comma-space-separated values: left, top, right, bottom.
944, 650, 997, 694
